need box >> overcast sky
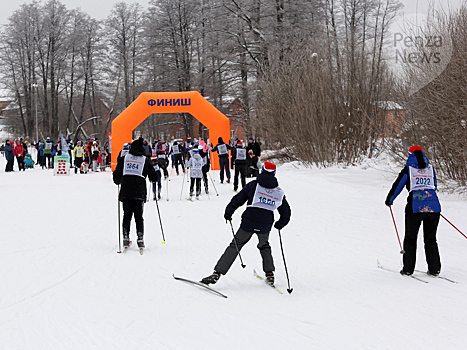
[0,0,465,27]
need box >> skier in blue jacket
[385,145,441,277]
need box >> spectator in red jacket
[13,140,25,171]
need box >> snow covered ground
[1,151,467,349]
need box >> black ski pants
[233,163,247,191]
[403,212,441,274]
[122,199,144,237]
[190,177,201,196]
[214,227,274,275]
[202,165,209,191]
[174,155,185,174]
[219,157,230,182]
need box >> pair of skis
[173,270,284,298]
[377,260,457,284]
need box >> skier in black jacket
[211,137,233,183]
[113,137,158,249]
[201,161,291,286]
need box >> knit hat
[198,145,204,151]
[261,161,276,175]
[409,145,423,154]
[237,141,243,147]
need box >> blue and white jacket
[385,150,441,214]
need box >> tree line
[2,0,467,185]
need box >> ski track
[1,153,467,349]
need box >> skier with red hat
[200,161,291,287]
[385,145,442,277]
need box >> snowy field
[1,151,467,349]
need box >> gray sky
[0,0,465,27]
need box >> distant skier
[170,140,185,175]
[233,141,248,192]
[199,145,210,194]
[385,145,442,277]
[151,155,169,200]
[211,137,233,184]
[113,137,159,250]
[201,161,291,286]
[186,146,204,200]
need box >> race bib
[250,184,285,211]
[173,145,180,154]
[236,148,246,160]
[153,164,160,171]
[76,148,84,156]
[218,144,228,155]
[409,165,435,191]
[123,154,145,177]
[158,154,166,159]
[193,159,203,170]
[45,142,52,150]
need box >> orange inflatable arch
[111,91,230,171]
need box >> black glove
[385,198,391,206]
[274,221,284,230]
[210,143,213,148]
[224,213,232,221]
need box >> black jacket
[113,141,158,201]
[246,140,261,157]
[211,138,233,159]
[225,172,291,234]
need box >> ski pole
[278,229,293,294]
[229,220,246,268]
[166,176,169,201]
[155,195,166,244]
[441,214,467,239]
[389,206,404,254]
[117,185,122,253]
[208,172,219,196]
[180,170,186,200]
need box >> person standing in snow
[211,137,233,184]
[43,137,54,168]
[13,140,25,171]
[246,137,261,158]
[199,144,210,194]
[113,137,159,249]
[170,140,185,175]
[73,141,85,174]
[186,146,204,200]
[385,145,442,277]
[233,141,248,192]
[151,155,168,200]
[4,140,14,172]
[201,161,291,286]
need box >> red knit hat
[409,145,423,153]
[237,141,243,147]
[261,161,277,175]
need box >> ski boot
[123,232,131,251]
[265,272,275,286]
[200,271,221,285]
[137,236,145,249]
[137,234,145,255]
